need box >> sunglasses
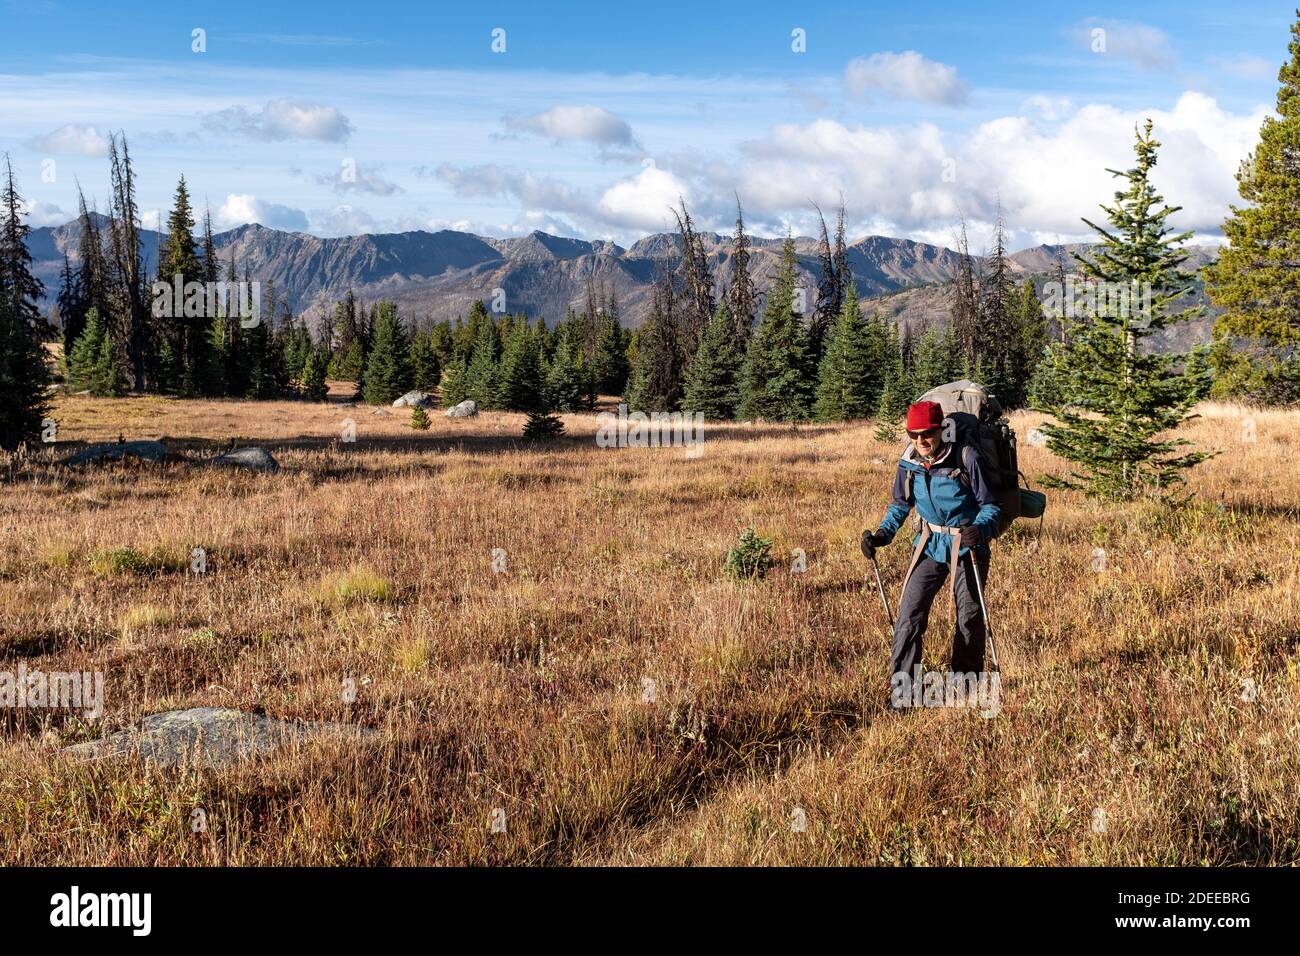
[907,427,942,440]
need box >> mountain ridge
[26,218,1222,345]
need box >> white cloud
[596,164,690,231]
[503,105,636,145]
[844,51,969,106]
[435,163,592,217]
[22,200,68,227]
[202,99,354,142]
[1072,20,1176,70]
[28,124,109,156]
[215,194,310,231]
[315,163,403,196]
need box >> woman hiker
[859,399,1002,709]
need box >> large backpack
[904,379,1039,538]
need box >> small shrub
[410,406,431,430]
[88,546,187,576]
[725,526,772,581]
[523,411,565,441]
[316,567,394,606]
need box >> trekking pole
[870,556,895,631]
[967,550,999,672]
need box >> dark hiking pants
[890,550,990,679]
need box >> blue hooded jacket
[876,441,1001,564]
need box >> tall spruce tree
[624,257,684,411]
[464,312,501,409]
[814,284,882,420]
[0,158,52,450]
[1203,11,1300,403]
[590,306,630,396]
[683,301,743,419]
[1041,120,1210,500]
[498,319,543,411]
[977,209,1023,404]
[56,251,85,360]
[75,190,111,329]
[105,134,149,390]
[1014,279,1048,406]
[810,201,847,369]
[951,221,980,370]
[728,196,757,346]
[301,345,330,401]
[362,302,413,404]
[157,175,209,395]
[873,321,910,440]
[410,328,442,393]
[736,236,814,421]
[672,200,715,362]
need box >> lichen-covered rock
[444,400,478,418]
[393,390,435,408]
[211,446,279,472]
[65,440,166,466]
[62,707,377,769]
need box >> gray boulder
[1026,428,1047,448]
[65,440,165,466]
[211,446,279,473]
[392,390,435,408]
[62,707,378,769]
[444,399,478,418]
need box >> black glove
[959,526,982,548]
[860,529,888,559]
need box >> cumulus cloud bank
[844,51,969,106]
[503,105,637,145]
[203,99,354,143]
[29,124,110,156]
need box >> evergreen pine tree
[624,259,683,411]
[157,175,209,395]
[1203,11,1300,402]
[1012,279,1048,408]
[728,196,757,346]
[409,328,442,393]
[362,302,413,405]
[0,294,52,449]
[591,309,630,396]
[301,346,330,401]
[736,236,814,421]
[93,329,128,397]
[873,321,910,441]
[545,337,588,412]
[683,301,743,419]
[498,319,543,411]
[464,313,501,408]
[56,251,85,362]
[68,307,107,392]
[814,284,881,420]
[105,135,150,390]
[441,355,469,407]
[0,158,52,450]
[1041,120,1211,500]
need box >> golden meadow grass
[0,392,1296,865]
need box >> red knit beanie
[905,401,944,432]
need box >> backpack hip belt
[900,522,966,609]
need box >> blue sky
[3,0,1296,250]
